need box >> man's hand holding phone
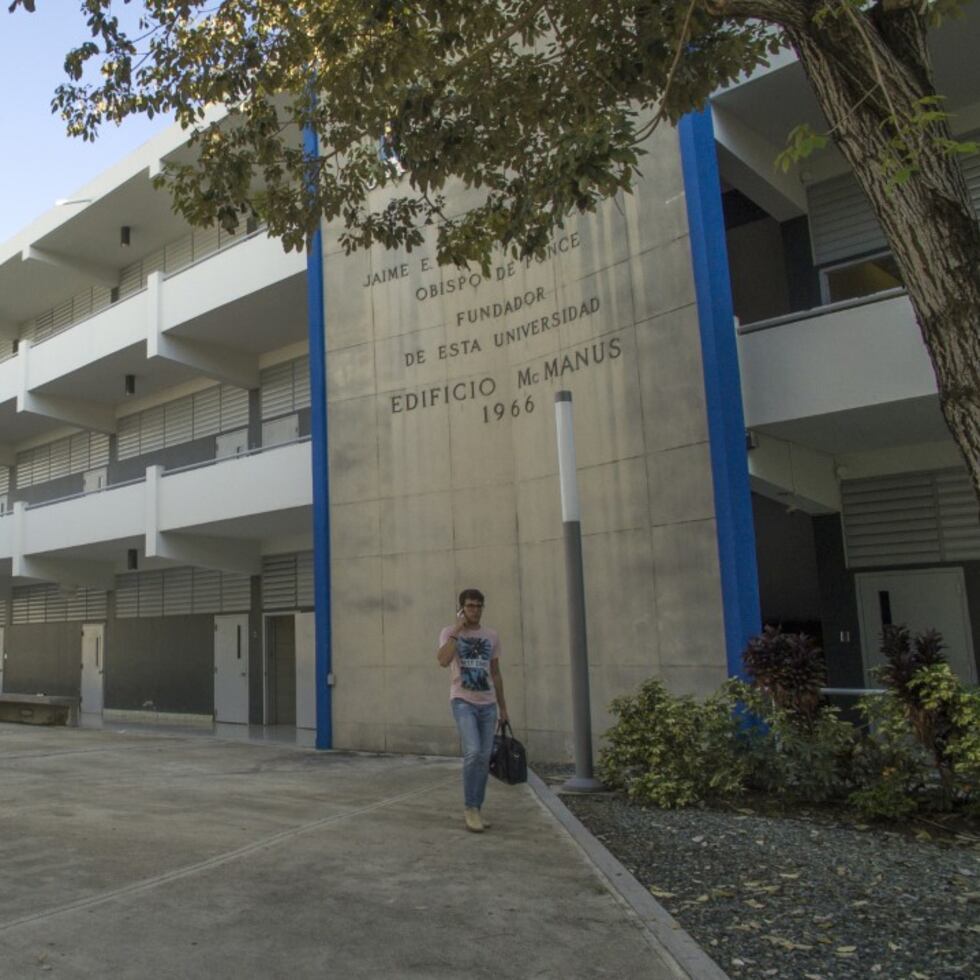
[450,608,466,636]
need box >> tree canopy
[10,0,980,502]
[10,1,782,264]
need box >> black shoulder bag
[489,720,528,785]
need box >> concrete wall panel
[322,125,729,757]
[635,305,710,452]
[651,519,725,668]
[3,623,81,698]
[106,615,213,714]
[331,500,381,560]
[331,555,384,668]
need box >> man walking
[437,588,508,833]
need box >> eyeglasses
[463,602,484,609]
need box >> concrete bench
[0,694,80,727]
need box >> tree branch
[707,0,811,31]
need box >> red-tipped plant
[742,626,827,726]
[876,625,956,800]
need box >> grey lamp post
[555,390,603,793]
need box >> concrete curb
[527,770,731,980]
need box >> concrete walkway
[0,724,699,979]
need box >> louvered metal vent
[138,571,165,617]
[10,584,108,623]
[221,574,252,612]
[808,173,889,267]
[192,569,222,613]
[115,567,248,618]
[165,398,194,448]
[261,553,315,610]
[220,385,250,431]
[163,568,194,616]
[294,357,311,410]
[808,133,980,267]
[193,387,221,439]
[115,574,139,618]
[936,469,980,560]
[262,554,298,608]
[841,468,980,568]
[15,432,111,488]
[116,384,249,461]
[260,363,294,420]
[297,553,315,607]
[260,357,310,420]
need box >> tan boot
[479,810,491,829]
[464,807,484,833]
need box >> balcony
[0,233,306,445]
[158,438,312,534]
[2,440,312,581]
[737,289,949,454]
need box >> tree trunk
[732,2,980,505]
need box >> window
[821,252,902,305]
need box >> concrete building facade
[717,10,980,694]
[2,9,977,751]
[0,111,752,757]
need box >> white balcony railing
[737,288,936,429]
[6,438,312,563]
[14,222,268,358]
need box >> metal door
[216,428,248,458]
[83,468,107,493]
[295,612,316,731]
[214,614,249,724]
[80,623,105,715]
[856,567,977,684]
[265,615,296,725]
[262,414,299,448]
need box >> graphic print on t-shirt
[457,635,492,692]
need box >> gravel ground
[543,777,980,979]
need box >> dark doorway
[266,615,296,725]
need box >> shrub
[742,626,826,725]
[849,690,931,820]
[598,678,746,808]
[598,627,980,820]
[735,680,857,804]
[875,627,957,804]
[850,659,980,817]
[909,663,980,812]
[878,625,947,700]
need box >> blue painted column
[678,107,761,679]
[304,120,333,748]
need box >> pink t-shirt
[439,625,500,705]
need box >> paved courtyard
[0,724,690,979]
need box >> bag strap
[498,719,513,737]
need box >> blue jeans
[451,698,498,809]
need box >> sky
[0,3,170,244]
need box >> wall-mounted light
[124,373,136,396]
[127,548,139,571]
[120,225,131,247]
